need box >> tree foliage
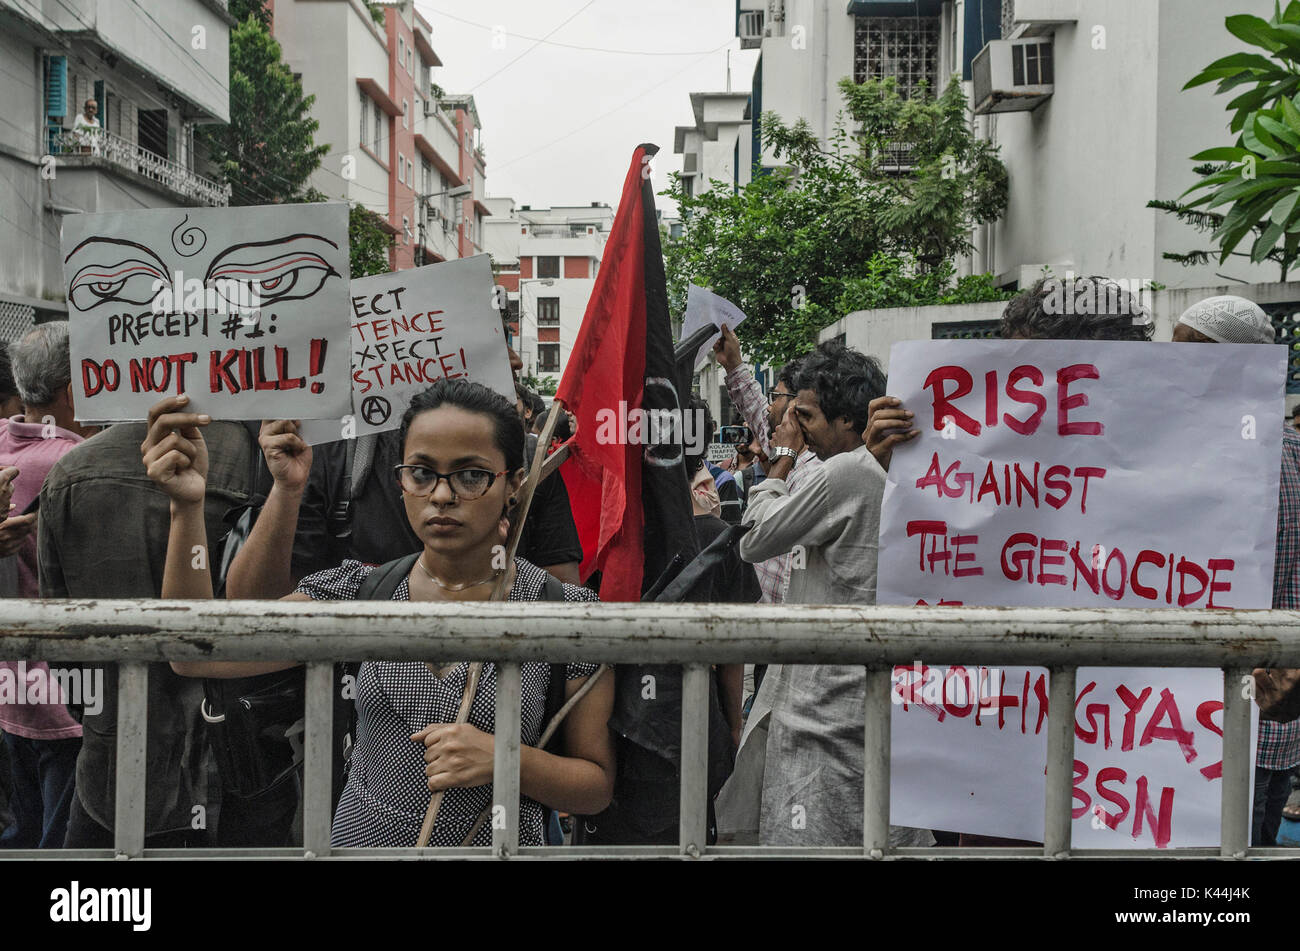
[1153,2,1300,280]
[664,76,1008,366]
[197,16,329,207]
[347,202,393,278]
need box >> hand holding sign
[140,394,211,505]
[259,419,312,492]
[864,395,918,472]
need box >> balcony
[50,128,230,206]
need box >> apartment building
[737,0,1280,289]
[0,0,232,338]
[482,200,614,384]
[270,0,489,270]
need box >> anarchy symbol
[361,395,391,426]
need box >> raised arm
[140,396,305,679]
[224,419,313,599]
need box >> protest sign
[61,203,351,421]
[680,285,748,371]
[301,255,515,444]
[879,339,1284,848]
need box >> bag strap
[356,551,419,601]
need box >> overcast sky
[414,0,759,216]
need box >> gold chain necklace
[416,555,502,592]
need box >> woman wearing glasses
[140,379,614,847]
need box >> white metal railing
[0,599,1296,860]
[50,129,231,206]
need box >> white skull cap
[1177,295,1275,345]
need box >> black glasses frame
[393,465,508,500]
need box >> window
[537,297,560,326]
[537,256,560,279]
[854,16,939,100]
[398,155,405,184]
[398,36,405,64]
[421,158,432,197]
[402,215,410,244]
[1013,41,1054,86]
[372,101,385,162]
[402,99,408,129]
[407,48,413,75]
[538,344,560,373]
[360,92,369,148]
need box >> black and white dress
[293,556,600,848]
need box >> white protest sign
[61,203,351,421]
[879,339,1283,848]
[706,442,735,463]
[301,255,515,444]
[681,284,748,371]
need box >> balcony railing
[50,128,231,207]
[0,600,1293,859]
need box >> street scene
[0,0,1298,932]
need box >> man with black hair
[712,324,821,602]
[724,340,933,848]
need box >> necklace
[416,555,503,591]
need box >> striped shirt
[724,365,822,603]
[1257,425,1300,770]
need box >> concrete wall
[43,0,230,122]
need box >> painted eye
[208,252,338,307]
[67,260,165,311]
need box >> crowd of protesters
[2,277,1300,851]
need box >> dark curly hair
[792,341,887,435]
[999,276,1154,342]
[399,378,525,474]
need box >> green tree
[198,16,329,207]
[1152,2,1300,280]
[227,0,270,27]
[664,76,1008,366]
[347,202,393,278]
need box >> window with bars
[537,297,560,326]
[538,343,561,372]
[537,256,560,279]
[854,16,940,100]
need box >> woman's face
[400,405,523,559]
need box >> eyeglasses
[767,392,795,406]
[394,465,507,500]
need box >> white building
[271,0,489,270]
[0,0,232,337]
[740,0,1281,289]
[482,201,614,385]
[673,91,754,199]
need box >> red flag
[555,145,697,602]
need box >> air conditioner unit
[972,39,1055,115]
[423,100,439,117]
[738,10,764,49]
[426,202,442,218]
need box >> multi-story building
[270,0,489,270]
[673,91,753,199]
[738,0,1280,289]
[0,0,232,338]
[482,200,613,384]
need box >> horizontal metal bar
[5,844,1293,860]
[2,600,1300,666]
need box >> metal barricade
[1,598,1296,859]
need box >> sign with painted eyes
[299,254,516,444]
[60,202,352,421]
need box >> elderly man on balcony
[72,99,101,153]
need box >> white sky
[414,0,760,217]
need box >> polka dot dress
[294,557,599,848]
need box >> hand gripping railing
[1,599,1297,860]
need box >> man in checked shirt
[712,324,822,608]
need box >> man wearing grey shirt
[726,340,931,848]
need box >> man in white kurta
[724,341,932,848]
